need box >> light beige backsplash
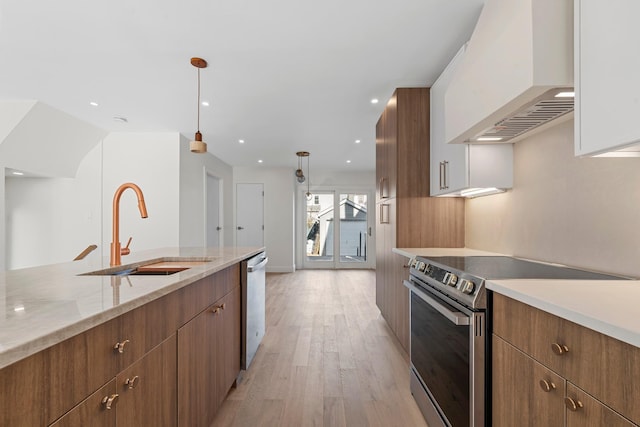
[465,119,640,278]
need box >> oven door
[404,279,485,427]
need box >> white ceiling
[0,0,483,172]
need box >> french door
[301,190,373,269]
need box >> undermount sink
[80,257,217,276]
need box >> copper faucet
[110,183,148,266]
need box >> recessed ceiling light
[355,140,361,144]
[371,98,379,104]
[89,101,98,107]
[258,159,263,163]
[555,91,575,98]
[201,101,210,107]
[113,117,128,123]
[12,171,24,176]
[346,160,352,164]
[239,139,245,144]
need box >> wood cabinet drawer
[45,316,121,424]
[493,293,640,425]
[566,383,637,427]
[176,264,240,325]
[492,335,565,427]
[49,380,117,427]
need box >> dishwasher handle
[247,256,268,272]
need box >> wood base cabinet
[178,285,241,427]
[50,335,176,427]
[492,293,639,426]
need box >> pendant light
[295,151,308,183]
[295,151,312,199]
[190,57,208,153]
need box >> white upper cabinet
[431,44,513,197]
[445,0,573,145]
[575,0,640,157]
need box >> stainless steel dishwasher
[241,251,268,370]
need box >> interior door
[236,183,264,247]
[206,174,222,247]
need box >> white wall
[466,119,640,278]
[4,131,235,270]
[179,134,234,247]
[233,167,295,272]
[102,132,181,254]
[4,143,103,269]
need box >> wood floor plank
[211,270,427,427]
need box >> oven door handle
[403,280,470,326]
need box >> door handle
[216,226,222,231]
[237,226,244,230]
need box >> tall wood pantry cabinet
[375,88,465,352]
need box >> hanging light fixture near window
[190,57,208,154]
[295,151,312,199]
[295,151,308,183]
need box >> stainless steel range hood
[445,0,574,145]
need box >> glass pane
[338,193,368,263]
[306,193,334,262]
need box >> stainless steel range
[404,255,628,427]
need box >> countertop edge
[0,247,264,369]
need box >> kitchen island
[0,246,263,426]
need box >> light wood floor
[212,269,428,427]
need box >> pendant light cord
[197,68,201,132]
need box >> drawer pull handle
[114,339,130,354]
[564,397,584,412]
[551,343,569,356]
[125,375,139,389]
[210,303,226,314]
[101,394,119,410]
[539,379,556,392]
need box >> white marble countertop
[393,247,506,258]
[0,246,264,369]
[487,279,640,348]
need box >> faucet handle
[121,237,132,256]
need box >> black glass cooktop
[421,256,629,281]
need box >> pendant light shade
[190,57,208,154]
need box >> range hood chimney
[445,0,573,145]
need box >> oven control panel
[409,258,482,307]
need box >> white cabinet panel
[575,0,640,156]
[431,44,513,197]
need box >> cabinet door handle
[380,177,388,199]
[443,160,449,189]
[439,162,444,190]
[551,343,569,356]
[113,339,130,354]
[564,397,584,412]
[101,394,119,410]
[539,379,556,392]
[379,204,390,224]
[125,375,140,389]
